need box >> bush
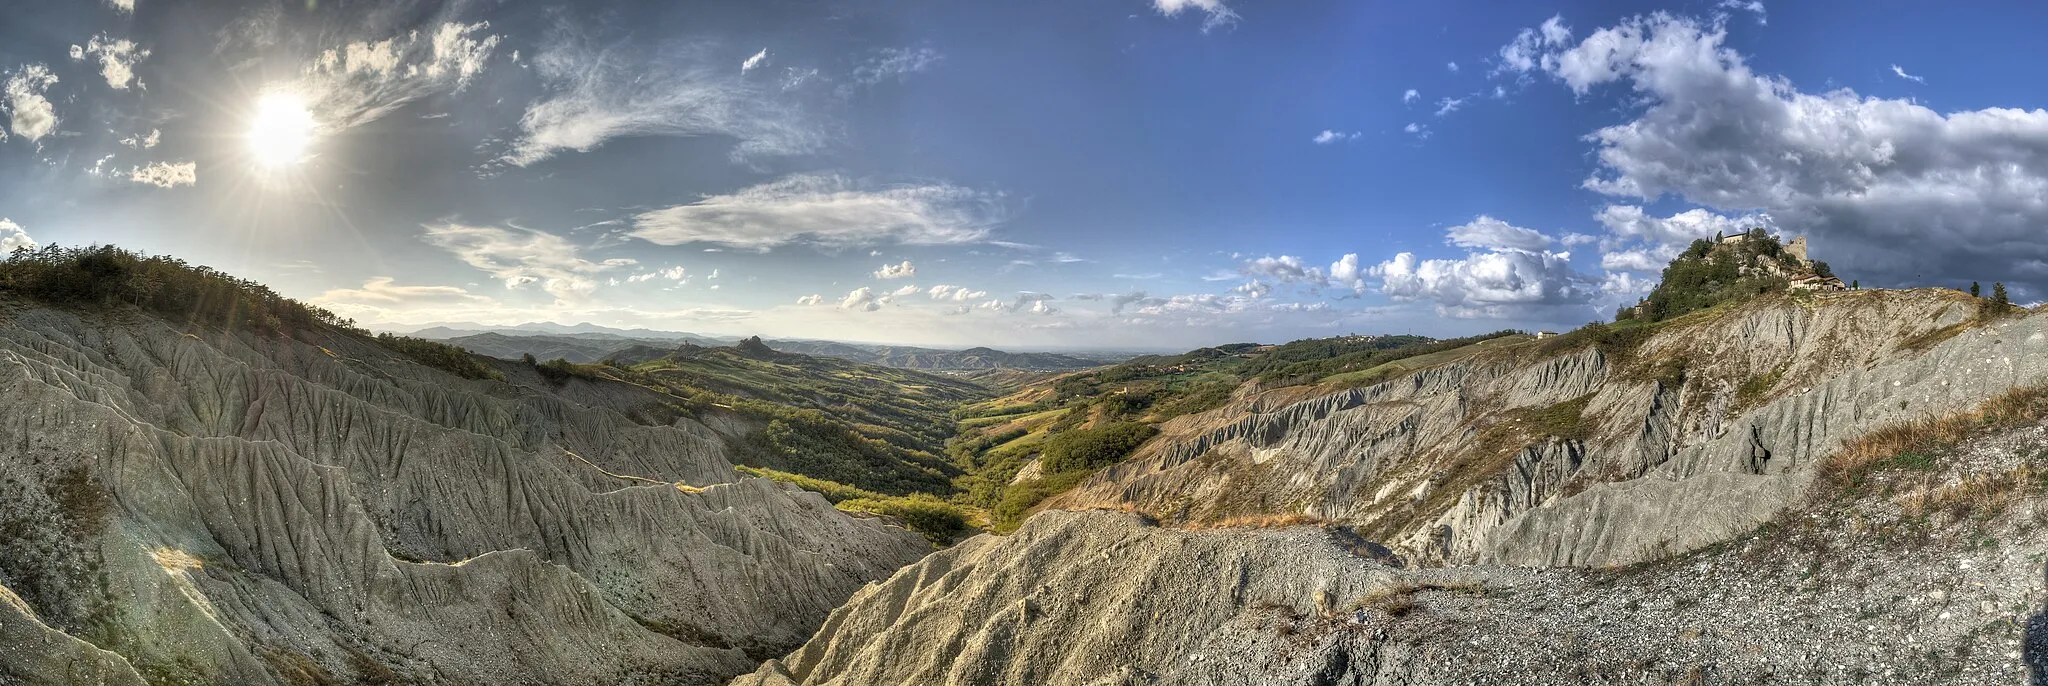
[1038,422,1159,473]
[374,333,500,381]
[0,245,348,336]
[837,493,971,545]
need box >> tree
[1993,282,2010,308]
[1851,280,1859,290]
[1970,281,1981,297]
[521,353,538,366]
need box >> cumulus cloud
[300,21,502,132]
[0,218,34,253]
[1312,129,1359,144]
[741,48,769,74]
[1444,216,1553,252]
[4,64,60,142]
[892,284,921,297]
[796,294,823,306]
[839,287,880,311]
[500,30,816,166]
[1402,89,1419,104]
[1434,97,1466,117]
[1153,0,1238,32]
[1403,122,1429,138]
[631,174,1005,249]
[1447,61,1460,73]
[127,161,196,188]
[929,284,987,302]
[1510,12,2048,293]
[1495,14,1570,75]
[315,277,489,306]
[422,223,629,302]
[1370,248,1596,318]
[873,260,916,279]
[73,34,151,90]
[1329,253,1365,293]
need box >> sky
[3,0,2047,351]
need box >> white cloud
[74,34,151,90]
[1446,61,1459,73]
[852,47,942,86]
[1434,97,1466,117]
[1444,216,1553,252]
[929,284,988,302]
[874,260,916,279]
[1329,254,1365,293]
[1403,122,1429,138]
[627,266,688,283]
[1889,64,1925,84]
[631,173,1005,249]
[107,0,134,13]
[300,22,503,131]
[1402,89,1419,104]
[1152,0,1238,32]
[315,277,488,306]
[1716,0,1767,24]
[796,294,824,306]
[1232,280,1272,299]
[892,284,922,297]
[1539,15,1574,45]
[422,223,627,302]
[1241,255,1327,286]
[1494,15,1570,76]
[1312,129,1359,144]
[839,287,881,311]
[500,32,816,166]
[1516,12,2048,292]
[1370,247,1595,318]
[4,64,60,142]
[127,161,196,188]
[741,48,769,74]
[1029,300,1058,315]
[0,218,34,253]
[120,128,159,149]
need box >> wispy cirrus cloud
[630,173,1005,250]
[502,30,821,167]
[422,223,633,302]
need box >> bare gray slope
[741,487,2048,686]
[1055,291,2048,568]
[0,303,929,685]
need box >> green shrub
[374,333,501,381]
[0,244,348,336]
[1037,422,1159,473]
[837,493,971,545]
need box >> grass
[737,465,978,545]
[1819,385,2048,496]
[1900,321,1975,352]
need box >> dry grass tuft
[1822,386,2048,492]
[1180,513,1328,531]
[1351,579,1491,618]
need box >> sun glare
[247,92,316,168]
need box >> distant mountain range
[407,324,1116,372]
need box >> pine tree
[1851,280,1859,290]
[1970,281,1981,297]
[1992,282,2010,308]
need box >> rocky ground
[739,420,2048,685]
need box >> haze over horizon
[4,0,2047,349]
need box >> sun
[246,92,316,168]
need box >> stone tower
[1787,235,1809,263]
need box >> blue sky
[3,0,2046,350]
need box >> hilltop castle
[1713,229,1840,291]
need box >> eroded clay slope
[0,304,929,685]
[1051,290,2048,566]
